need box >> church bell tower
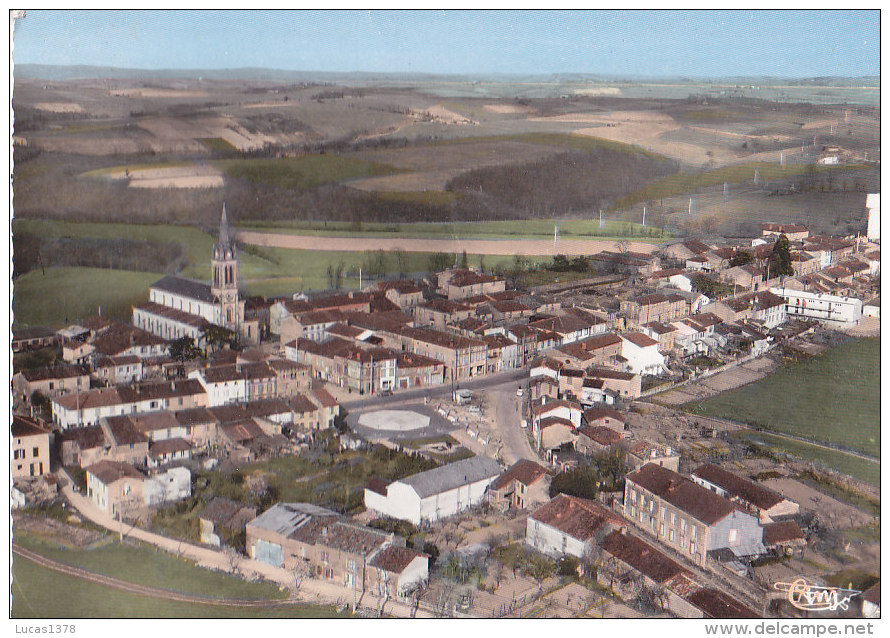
[211,203,241,331]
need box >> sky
[11,9,881,78]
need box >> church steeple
[218,202,230,249]
[211,202,241,331]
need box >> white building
[863,298,880,319]
[363,456,502,525]
[189,367,249,407]
[668,273,695,292]
[526,494,623,559]
[866,193,880,241]
[771,287,863,326]
[619,332,666,375]
[143,466,192,506]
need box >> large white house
[364,456,502,525]
[771,287,863,326]
[619,332,666,375]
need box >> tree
[615,240,630,254]
[570,255,590,272]
[549,465,600,500]
[768,233,795,278]
[168,336,201,363]
[729,250,754,267]
[557,555,580,577]
[428,252,453,273]
[592,447,628,491]
[201,324,235,354]
[550,254,571,272]
[459,250,469,269]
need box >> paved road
[490,385,538,465]
[341,368,527,411]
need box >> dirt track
[236,230,660,257]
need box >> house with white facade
[770,287,863,327]
[363,456,502,525]
[189,366,249,407]
[619,332,666,375]
[526,494,623,559]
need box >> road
[341,368,527,411]
[489,384,538,465]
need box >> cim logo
[774,579,861,612]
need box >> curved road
[237,230,660,257]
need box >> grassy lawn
[732,431,879,487]
[11,553,350,618]
[12,267,159,328]
[688,337,880,457]
[214,155,401,190]
[612,162,872,211]
[13,531,286,601]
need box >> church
[133,205,260,345]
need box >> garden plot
[34,102,84,113]
[98,164,224,189]
[758,478,875,529]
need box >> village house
[413,298,473,328]
[721,265,764,292]
[534,416,577,459]
[437,268,506,300]
[12,364,91,404]
[640,321,679,354]
[189,365,249,406]
[770,287,863,326]
[529,313,602,344]
[12,415,52,479]
[12,326,58,353]
[582,406,627,434]
[393,327,487,382]
[363,456,502,525]
[663,239,712,262]
[270,292,371,337]
[760,223,809,241]
[624,464,764,567]
[704,290,786,329]
[586,367,641,400]
[620,293,687,327]
[575,425,623,456]
[488,459,553,511]
[85,460,191,516]
[619,332,666,376]
[377,279,425,309]
[626,441,680,472]
[93,355,144,386]
[368,546,430,600]
[199,496,257,547]
[393,351,446,390]
[247,502,426,596]
[761,520,806,554]
[99,415,151,465]
[691,464,799,523]
[51,379,208,428]
[148,437,193,468]
[556,367,585,401]
[58,425,107,468]
[526,494,623,559]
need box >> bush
[369,517,418,539]
[549,465,600,500]
[558,556,580,577]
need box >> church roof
[151,275,216,304]
[219,204,230,249]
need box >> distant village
[11,194,881,619]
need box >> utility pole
[599,209,603,229]
[688,198,693,216]
[642,206,646,227]
[723,182,728,199]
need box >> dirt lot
[100,164,225,189]
[13,512,106,548]
[655,355,779,406]
[236,229,660,257]
[759,478,875,529]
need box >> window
[691,526,697,539]
[630,505,637,518]
[681,519,687,532]
[669,530,675,542]
[660,523,665,536]
[690,541,696,556]
[32,447,39,457]
[728,529,738,544]
[14,449,24,460]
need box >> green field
[13,267,158,328]
[434,131,669,161]
[215,155,401,189]
[11,552,349,618]
[13,531,286,600]
[611,162,872,211]
[689,337,880,458]
[733,431,879,487]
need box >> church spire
[219,202,230,249]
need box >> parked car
[516,387,524,397]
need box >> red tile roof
[531,494,622,541]
[86,460,144,484]
[627,463,737,525]
[692,464,785,510]
[622,332,658,348]
[370,546,426,573]
[491,459,552,490]
[762,520,805,546]
[601,530,691,584]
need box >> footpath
[54,472,434,618]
